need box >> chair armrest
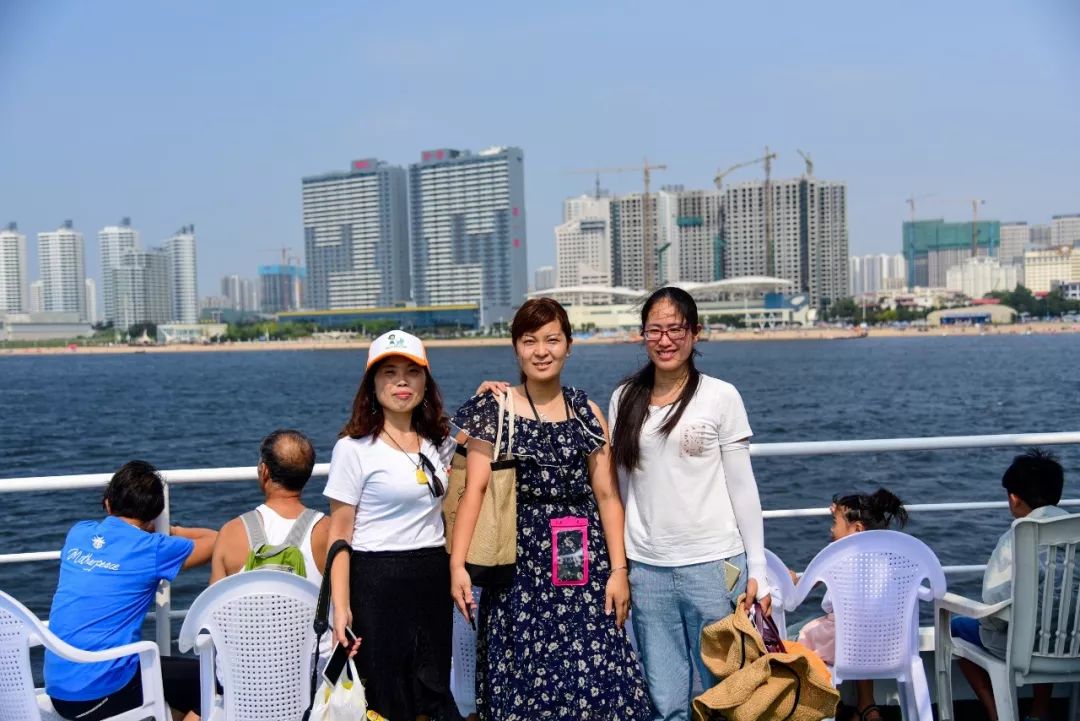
[48,637,162,665]
[935,592,1011,621]
[194,633,213,652]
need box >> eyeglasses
[643,325,690,342]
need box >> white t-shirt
[610,374,754,567]
[323,434,457,552]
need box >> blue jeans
[629,554,747,721]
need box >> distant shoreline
[2,322,1077,357]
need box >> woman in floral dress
[450,298,652,721]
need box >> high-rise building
[534,266,555,292]
[610,193,657,290]
[409,147,527,326]
[1023,246,1080,293]
[111,248,172,329]
[302,159,409,310]
[656,186,723,284]
[0,222,29,313]
[722,178,849,308]
[85,278,98,324]
[1051,214,1080,247]
[945,257,1018,299]
[98,218,139,323]
[999,222,1030,267]
[38,221,87,319]
[849,257,862,296]
[29,281,43,313]
[259,265,304,313]
[1030,224,1052,247]
[221,274,258,312]
[556,195,612,289]
[166,226,198,323]
[902,219,1000,288]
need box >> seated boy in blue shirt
[951,448,1066,721]
[45,460,217,721]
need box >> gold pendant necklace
[383,430,428,484]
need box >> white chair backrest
[1009,513,1080,676]
[178,571,319,721]
[791,530,946,680]
[764,548,796,639]
[0,592,46,721]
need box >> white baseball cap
[366,330,428,370]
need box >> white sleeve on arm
[722,440,770,599]
[324,438,364,506]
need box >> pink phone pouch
[551,516,589,586]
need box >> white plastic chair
[450,588,481,719]
[935,514,1080,721]
[765,548,797,639]
[0,589,168,721]
[785,530,947,721]
[178,570,319,721]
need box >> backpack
[240,507,321,578]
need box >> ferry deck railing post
[154,481,172,655]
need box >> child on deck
[794,488,909,721]
[950,449,1067,721]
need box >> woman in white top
[325,330,457,721]
[608,287,770,721]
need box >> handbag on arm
[443,391,518,587]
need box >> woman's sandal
[859,704,885,721]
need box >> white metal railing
[2,430,1078,654]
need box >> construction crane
[929,197,988,257]
[713,147,778,275]
[967,199,986,258]
[261,247,294,266]
[904,193,936,225]
[797,149,813,177]
[570,160,668,289]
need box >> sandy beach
[2,322,1077,357]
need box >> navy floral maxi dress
[454,388,653,721]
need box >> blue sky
[2,0,1078,297]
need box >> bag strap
[282,508,320,551]
[504,389,516,459]
[240,509,267,550]
[493,391,506,459]
[303,539,353,720]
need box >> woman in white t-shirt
[325,330,457,721]
[608,287,770,721]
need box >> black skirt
[349,545,452,720]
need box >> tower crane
[261,247,294,266]
[929,197,988,257]
[569,160,668,289]
[967,199,986,258]
[713,147,779,276]
[797,149,813,177]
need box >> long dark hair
[339,358,450,444]
[833,488,909,530]
[612,287,702,472]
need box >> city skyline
[2,1,1078,299]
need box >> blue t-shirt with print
[44,516,194,701]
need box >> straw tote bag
[443,391,518,587]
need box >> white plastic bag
[310,659,368,721]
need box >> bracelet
[611,566,628,574]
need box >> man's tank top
[249,504,330,660]
[250,504,324,586]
